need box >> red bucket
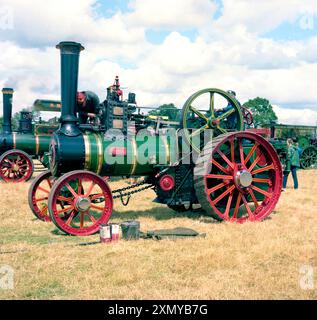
[111,224,120,242]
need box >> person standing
[283,138,300,189]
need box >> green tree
[243,97,278,127]
[149,103,179,121]
[0,116,3,127]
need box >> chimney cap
[56,41,84,52]
[2,88,14,94]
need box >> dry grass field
[0,169,316,300]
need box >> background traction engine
[0,89,59,182]
[28,41,283,235]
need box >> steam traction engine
[270,123,317,170]
[28,41,283,235]
[0,89,59,182]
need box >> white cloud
[126,0,217,30]
[0,0,145,46]
[274,105,317,125]
[0,0,317,126]
[297,36,317,63]
[208,0,317,36]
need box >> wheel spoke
[90,204,104,212]
[230,139,235,163]
[212,185,235,205]
[57,196,73,203]
[216,126,228,134]
[248,154,261,172]
[189,125,208,138]
[56,206,74,215]
[85,182,96,197]
[251,163,274,175]
[239,139,245,164]
[252,178,270,184]
[217,108,235,121]
[207,182,227,194]
[224,192,233,218]
[216,149,234,169]
[35,196,48,202]
[80,212,85,229]
[77,179,82,196]
[86,211,97,223]
[241,195,255,220]
[206,174,233,180]
[39,205,48,215]
[232,192,242,218]
[190,105,208,122]
[37,186,50,194]
[90,193,104,201]
[248,188,259,207]
[250,185,272,198]
[244,142,259,164]
[3,158,13,165]
[211,159,229,174]
[65,211,76,226]
[210,92,215,117]
[46,178,52,188]
[65,183,78,198]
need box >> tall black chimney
[56,41,84,136]
[2,88,14,134]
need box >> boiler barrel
[50,131,179,177]
[4,133,51,156]
[86,133,179,176]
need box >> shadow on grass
[110,206,211,222]
[49,204,276,239]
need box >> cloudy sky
[0,0,317,125]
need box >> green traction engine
[270,124,317,170]
[28,41,283,236]
[0,89,60,182]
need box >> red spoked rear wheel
[194,132,282,223]
[28,170,53,222]
[48,170,113,236]
[0,150,34,183]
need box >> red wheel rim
[28,171,53,222]
[204,132,282,223]
[48,171,113,236]
[0,151,33,183]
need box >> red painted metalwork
[203,132,282,223]
[245,128,271,138]
[48,170,113,236]
[108,147,127,156]
[159,174,175,191]
[0,150,33,183]
[28,171,53,222]
[241,106,254,126]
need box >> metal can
[111,224,120,242]
[100,224,111,243]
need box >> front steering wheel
[181,88,243,152]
